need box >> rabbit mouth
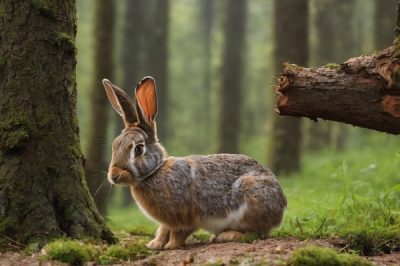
[108,167,134,185]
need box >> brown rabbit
[103,77,287,250]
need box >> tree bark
[85,0,115,215]
[0,0,116,246]
[275,46,400,134]
[217,0,247,154]
[268,0,308,175]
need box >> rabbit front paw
[146,239,165,250]
[163,241,182,250]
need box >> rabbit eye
[134,144,144,156]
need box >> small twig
[0,232,24,247]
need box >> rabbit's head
[103,77,166,186]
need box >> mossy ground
[288,246,372,266]
[41,233,153,265]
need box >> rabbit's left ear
[135,76,158,125]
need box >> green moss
[55,32,75,53]
[341,227,400,255]
[191,230,212,243]
[286,63,303,71]
[31,0,57,21]
[0,57,6,70]
[240,232,259,243]
[288,246,372,266]
[203,259,225,266]
[128,225,155,237]
[325,63,341,70]
[42,239,99,266]
[0,114,30,152]
[394,38,400,58]
[97,243,150,264]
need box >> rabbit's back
[132,154,286,234]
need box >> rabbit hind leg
[164,228,194,249]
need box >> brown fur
[103,77,287,250]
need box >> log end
[382,95,400,118]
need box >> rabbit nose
[111,173,120,183]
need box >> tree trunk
[268,0,308,175]
[120,0,148,207]
[375,0,398,50]
[307,0,336,151]
[147,0,170,141]
[201,0,213,125]
[85,0,115,215]
[0,0,116,246]
[275,1,400,135]
[275,46,400,134]
[217,0,247,154]
[333,0,358,151]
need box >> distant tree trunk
[307,0,335,151]
[268,0,308,174]
[0,0,115,245]
[375,0,398,50]
[120,0,148,207]
[217,0,247,154]
[333,0,358,151]
[201,0,213,125]
[147,0,170,141]
[85,0,115,215]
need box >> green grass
[275,144,400,243]
[106,140,400,255]
[288,246,372,266]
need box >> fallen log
[275,46,400,134]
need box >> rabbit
[102,76,287,250]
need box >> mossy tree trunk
[217,0,247,154]
[85,0,115,215]
[0,0,116,246]
[275,0,400,135]
[268,0,308,175]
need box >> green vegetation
[288,246,372,266]
[98,243,150,264]
[42,239,99,265]
[325,63,341,70]
[0,114,30,152]
[42,237,152,265]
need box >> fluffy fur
[102,77,287,250]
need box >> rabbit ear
[135,76,158,125]
[102,79,138,127]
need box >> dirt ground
[0,238,399,266]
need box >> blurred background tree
[268,0,308,175]
[85,0,115,215]
[75,0,399,213]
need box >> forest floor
[0,237,400,265]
